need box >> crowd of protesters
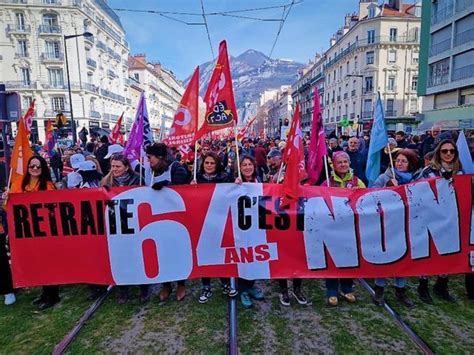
[0,126,473,311]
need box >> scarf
[113,172,131,186]
[394,169,413,184]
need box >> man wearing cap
[347,137,367,185]
[266,149,284,183]
[146,142,189,301]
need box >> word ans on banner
[7,176,474,287]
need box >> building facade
[267,86,293,138]
[0,0,132,142]
[128,54,184,140]
[418,0,474,130]
[323,0,422,132]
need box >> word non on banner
[7,176,474,287]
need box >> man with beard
[146,142,189,301]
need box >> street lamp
[346,74,364,134]
[63,31,93,144]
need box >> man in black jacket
[146,142,189,302]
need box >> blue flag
[456,130,474,173]
[366,93,388,186]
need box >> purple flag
[123,93,146,162]
[307,87,328,184]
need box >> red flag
[281,105,305,207]
[10,100,35,192]
[165,66,199,147]
[196,40,238,140]
[307,87,328,184]
[109,113,125,145]
[237,116,257,141]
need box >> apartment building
[418,0,474,130]
[0,0,132,142]
[323,0,421,132]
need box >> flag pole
[139,149,143,186]
[193,143,198,182]
[387,143,396,177]
[234,123,242,180]
[324,155,330,187]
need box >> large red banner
[7,176,474,287]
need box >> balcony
[343,93,348,100]
[456,0,474,12]
[362,111,372,119]
[83,82,99,93]
[126,98,132,105]
[84,35,95,44]
[96,41,106,51]
[351,89,356,97]
[42,81,80,90]
[14,52,29,59]
[4,81,34,89]
[454,28,474,47]
[452,64,474,82]
[90,111,101,118]
[364,87,373,94]
[107,69,116,79]
[41,52,64,62]
[86,58,97,69]
[38,25,62,34]
[385,110,397,117]
[350,113,355,120]
[41,0,62,5]
[431,6,453,26]
[6,24,31,34]
[429,39,451,56]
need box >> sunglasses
[395,159,408,164]
[440,149,456,154]
[28,164,42,169]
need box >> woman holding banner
[101,153,150,304]
[234,155,265,308]
[417,139,465,304]
[191,151,238,303]
[321,151,365,307]
[21,155,60,310]
[372,149,420,308]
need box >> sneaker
[340,292,356,303]
[279,290,291,306]
[199,287,212,304]
[328,296,338,306]
[222,284,238,297]
[292,287,308,305]
[38,298,60,310]
[417,279,434,305]
[395,287,414,308]
[433,277,456,303]
[247,286,264,301]
[240,292,253,308]
[4,293,16,306]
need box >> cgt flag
[109,113,125,145]
[165,66,199,147]
[307,87,327,184]
[281,104,305,207]
[196,40,238,140]
[10,100,35,192]
[237,116,257,141]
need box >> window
[18,40,28,57]
[411,75,418,91]
[368,6,376,18]
[386,99,395,115]
[15,13,26,30]
[22,96,32,109]
[346,61,350,73]
[367,30,376,44]
[134,73,139,81]
[389,28,398,42]
[48,68,64,87]
[45,41,61,58]
[388,50,397,64]
[412,51,419,64]
[338,66,342,79]
[20,68,30,85]
[43,14,58,27]
[364,76,373,93]
[363,99,372,117]
[51,97,65,111]
[354,56,358,70]
[387,75,396,91]
[410,98,418,113]
[366,51,375,65]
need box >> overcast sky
[110,0,362,80]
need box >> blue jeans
[326,278,353,297]
[375,277,406,288]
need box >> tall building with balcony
[292,53,325,133]
[323,0,421,133]
[418,0,474,130]
[128,54,184,140]
[267,86,293,138]
[0,0,131,142]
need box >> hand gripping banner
[7,176,474,287]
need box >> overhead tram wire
[268,0,296,60]
[200,0,214,60]
[159,13,205,26]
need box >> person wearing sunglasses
[372,149,421,308]
[191,151,237,303]
[417,139,464,304]
[21,156,59,310]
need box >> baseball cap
[66,172,83,188]
[70,154,85,169]
[104,144,124,159]
[77,160,97,172]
